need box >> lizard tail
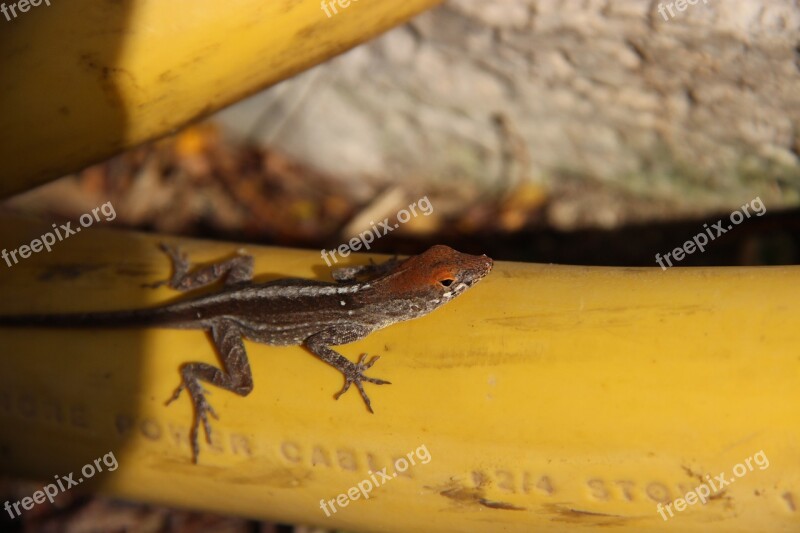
[0,306,186,329]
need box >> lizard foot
[142,243,189,288]
[165,382,185,405]
[333,353,391,413]
[166,381,218,463]
[190,388,219,460]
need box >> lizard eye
[439,278,454,287]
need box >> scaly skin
[0,244,493,462]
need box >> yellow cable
[0,0,442,197]
[0,216,797,531]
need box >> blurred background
[4,0,800,267]
[1,0,799,530]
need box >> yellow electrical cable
[0,216,797,531]
[0,0,442,197]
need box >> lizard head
[369,245,493,315]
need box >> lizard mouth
[444,255,493,299]
[470,255,494,284]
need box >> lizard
[0,243,493,462]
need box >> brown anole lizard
[0,244,493,462]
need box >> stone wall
[216,0,800,221]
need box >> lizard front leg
[167,319,254,463]
[331,256,403,282]
[148,243,254,291]
[304,325,391,413]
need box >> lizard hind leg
[165,320,254,463]
[147,243,254,291]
